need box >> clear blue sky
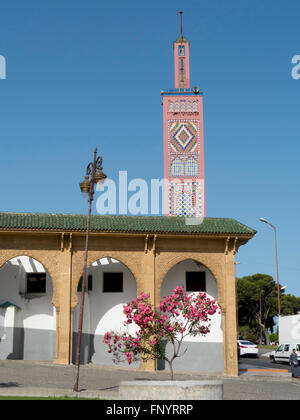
[0,1,299,296]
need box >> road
[240,355,289,371]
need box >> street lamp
[73,148,107,393]
[259,218,281,318]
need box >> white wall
[0,256,56,360]
[0,257,55,330]
[279,315,300,344]
[74,258,138,336]
[73,257,138,365]
[160,259,223,343]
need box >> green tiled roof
[0,212,256,236]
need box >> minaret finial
[179,11,183,39]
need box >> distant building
[279,314,300,344]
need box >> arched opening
[0,256,56,361]
[160,258,223,373]
[185,157,198,177]
[72,257,138,367]
[171,158,184,177]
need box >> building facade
[0,213,255,376]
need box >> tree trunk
[167,361,174,381]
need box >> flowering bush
[103,286,221,380]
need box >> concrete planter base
[119,380,223,400]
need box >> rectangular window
[186,272,206,292]
[178,45,185,56]
[103,272,123,293]
[26,273,46,294]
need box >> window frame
[103,272,124,293]
[26,272,47,294]
[185,271,206,293]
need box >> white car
[270,343,300,364]
[238,340,259,357]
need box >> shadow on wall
[72,258,138,366]
[0,257,56,361]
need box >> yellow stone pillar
[139,237,157,372]
[54,236,72,365]
[223,251,238,376]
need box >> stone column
[139,237,156,372]
[54,236,72,365]
[223,251,238,376]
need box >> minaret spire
[179,11,183,40]
[174,11,190,90]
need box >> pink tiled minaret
[162,12,205,217]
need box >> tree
[237,274,300,344]
[237,274,280,344]
[103,286,220,380]
[280,294,300,316]
[268,332,278,344]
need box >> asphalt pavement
[0,358,300,400]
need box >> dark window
[27,273,46,294]
[103,272,123,293]
[186,272,206,292]
[77,275,93,292]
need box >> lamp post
[73,148,107,393]
[259,218,281,318]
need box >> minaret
[174,11,190,90]
[162,12,205,217]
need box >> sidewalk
[238,362,290,377]
[0,360,299,400]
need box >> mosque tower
[162,12,205,217]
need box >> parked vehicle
[270,343,300,364]
[237,340,259,357]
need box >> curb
[239,369,289,373]
[0,387,118,400]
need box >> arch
[175,102,180,112]
[186,101,192,112]
[72,255,139,367]
[71,252,142,309]
[171,158,184,177]
[156,254,224,307]
[0,254,57,361]
[193,101,198,112]
[0,252,59,308]
[185,157,198,177]
[157,257,224,373]
[168,102,174,112]
[180,102,185,112]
